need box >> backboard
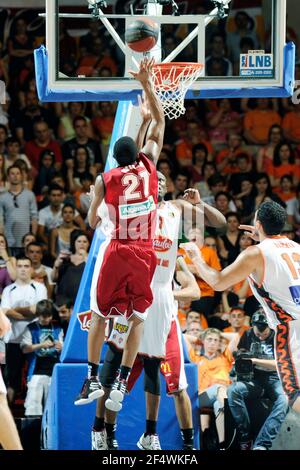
[35,0,295,101]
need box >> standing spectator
[25,242,54,298]
[21,299,63,417]
[0,165,38,256]
[24,120,63,170]
[62,116,102,172]
[244,99,281,146]
[1,256,47,404]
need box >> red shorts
[128,318,188,394]
[95,240,157,319]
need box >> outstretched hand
[129,57,155,85]
[179,242,203,263]
[183,188,201,205]
[239,225,260,242]
[138,92,151,121]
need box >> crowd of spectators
[0,5,299,447]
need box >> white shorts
[24,375,51,416]
[0,368,6,395]
[138,283,175,359]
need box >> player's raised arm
[130,58,165,165]
[135,93,151,150]
[88,176,104,229]
[183,188,227,228]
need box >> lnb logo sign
[240,51,273,77]
[0,80,6,104]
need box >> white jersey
[108,201,181,357]
[248,236,300,330]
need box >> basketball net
[151,62,204,120]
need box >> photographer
[227,309,288,450]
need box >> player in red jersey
[75,58,165,406]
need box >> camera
[232,350,254,382]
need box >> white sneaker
[91,430,108,450]
[253,446,267,450]
[105,397,122,412]
[137,433,161,450]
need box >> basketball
[125,18,159,53]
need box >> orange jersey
[189,347,233,393]
[178,246,221,297]
[282,111,300,141]
[244,109,281,142]
[223,325,250,337]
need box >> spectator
[244,99,281,146]
[282,102,300,144]
[157,159,175,196]
[269,142,298,188]
[245,173,285,223]
[54,295,73,335]
[215,192,237,218]
[193,162,217,200]
[1,255,47,404]
[273,175,296,204]
[256,124,283,173]
[227,309,288,450]
[58,102,93,142]
[186,310,208,332]
[223,308,250,336]
[0,165,38,256]
[49,204,77,260]
[0,234,16,297]
[7,18,34,93]
[215,133,249,176]
[62,116,102,172]
[228,153,255,195]
[217,212,241,266]
[4,136,32,173]
[167,170,190,200]
[73,173,95,221]
[189,143,209,185]
[66,146,96,194]
[21,299,63,417]
[33,150,57,197]
[25,242,54,298]
[91,101,115,159]
[37,184,85,247]
[227,11,260,64]
[207,99,242,150]
[175,121,211,167]
[24,120,63,170]
[22,232,36,252]
[52,230,89,305]
[205,33,233,77]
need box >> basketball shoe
[74,377,104,405]
[92,430,107,450]
[105,376,127,412]
[137,433,161,450]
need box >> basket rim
[153,62,204,70]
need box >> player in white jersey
[0,309,23,450]
[181,200,300,413]
[91,176,226,450]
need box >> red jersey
[102,153,158,244]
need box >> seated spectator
[185,328,238,449]
[189,143,209,185]
[52,230,90,305]
[4,136,32,173]
[179,227,221,318]
[58,102,93,142]
[62,116,103,172]
[166,170,190,200]
[66,146,96,194]
[256,124,283,173]
[223,308,250,336]
[193,162,217,200]
[269,142,298,189]
[244,98,281,146]
[186,310,208,331]
[207,99,242,150]
[217,212,241,266]
[228,153,255,195]
[245,173,285,223]
[282,102,300,145]
[157,159,175,196]
[0,234,16,296]
[21,299,63,417]
[37,184,85,247]
[273,174,296,204]
[175,121,212,167]
[24,120,63,170]
[205,33,233,77]
[1,255,47,404]
[49,204,77,260]
[215,192,237,218]
[215,133,250,176]
[22,232,36,252]
[33,150,57,198]
[204,235,217,251]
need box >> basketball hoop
[151,62,204,120]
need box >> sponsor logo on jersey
[160,361,171,375]
[119,196,155,219]
[114,322,129,334]
[153,236,173,252]
[289,285,300,305]
[77,311,92,331]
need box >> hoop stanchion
[151,62,204,119]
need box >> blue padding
[34,43,295,102]
[42,363,200,450]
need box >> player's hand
[183,188,201,205]
[0,310,11,337]
[129,57,155,84]
[179,242,203,263]
[138,92,151,121]
[239,225,260,242]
